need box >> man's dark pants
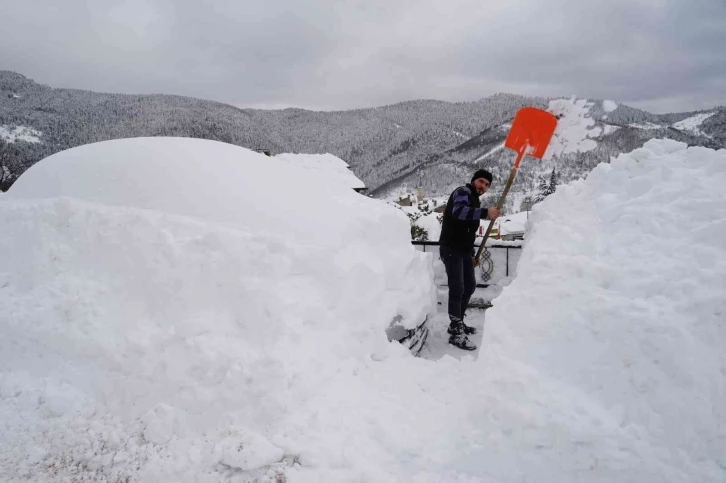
[440,245,476,321]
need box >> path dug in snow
[418,265,494,362]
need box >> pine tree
[534,174,549,203]
[534,168,558,203]
[0,140,22,191]
[549,167,559,194]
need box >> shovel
[474,107,558,264]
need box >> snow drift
[273,152,365,190]
[479,139,726,481]
[0,138,436,481]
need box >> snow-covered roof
[274,152,365,190]
[483,138,726,482]
[492,210,528,235]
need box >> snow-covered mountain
[375,98,726,212]
[1,70,724,208]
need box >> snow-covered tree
[534,168,558,203]
[0,140,22,191]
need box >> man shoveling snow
[439,169,500,350]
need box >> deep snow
[1,137,725,482]
[273,152,365,190]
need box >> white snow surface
[493,211,528,236]
[545,98,601,159]
[602,124,621,135]
[474,142,505,162]
[630,122,664,130]
[2,137,726,482]
[416,211,443,241]
[673,112,716,137]
[480,139,726,482]
[273,152,365,190]
[1,137,437,482]
[0,125,42,143]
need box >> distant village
[394,189,529,242]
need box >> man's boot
[447,317,477,351]
[461,316,477,335]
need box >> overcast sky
[2,0,724,113]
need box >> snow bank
[8,138,373,252]
[1,137,436,481]
[274,152,365,190]
[480,139,726,482]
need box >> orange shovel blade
[504,107,558,162]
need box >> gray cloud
[1,0,724,113]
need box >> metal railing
[411,240,522,286]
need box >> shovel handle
[474,152,523,261]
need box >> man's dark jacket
[439,183,490,253]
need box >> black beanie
[471,169,493,184]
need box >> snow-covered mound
[8,138,373,250]
[274,152,365,190]
[0,137,436,481]
[480,139,726,481]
